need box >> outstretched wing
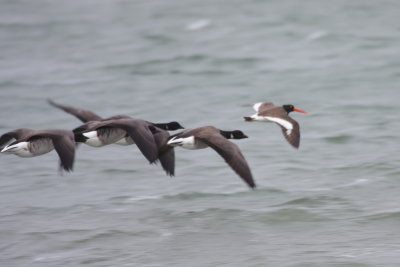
[197,133,255,188]
[53,135,76,172]
[153,128,175,176]
[265,115,300,149]
[279,118,300,149]
[48,99,103,122]
[0,129,34,149]
[102,115,132,121]
[0,133,18,149]
[108,120,159,164]
[37,131,76,172]
[72,121,109,134]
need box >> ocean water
[1,0,400,266]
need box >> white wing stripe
[265,116,293,135]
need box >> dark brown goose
[0,129,76,172]
[48,99,184,131]
[244,102,307,149]
[74,119,174,175]
[166,126,255,188]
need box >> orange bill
[294,108,307,114]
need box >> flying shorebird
[244,102,307,149]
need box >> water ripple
[162,187,286,200]
[323,134,354,144]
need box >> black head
[283,104,295,113]
[166,121,185,130]
[283,104,307,114]
[231,130,248,139]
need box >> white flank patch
[265,116,293,135]
[168,136,206,150]
[1,142,33,157]
[83,131,103,147]
[83,131,98,139]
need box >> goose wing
[48,99,103,122]
[102,115,132,121]
[153,128,175,176]
[196,133,255,188]
[0,129,34,149]
[0,132,21,149]
[52,134,76,172]
[30,130,76,172]
[73,121,109,134]
[107,120,159,164]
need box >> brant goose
[48,99,183,147]
[166,126,255,188]
[244,102,307,149]
[0,129,76,172]
[48,99,183,131]
[74,119,175,175]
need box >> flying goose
[166,126,255,188]
[0,128,76,172]
[48,99,184,131]
[74,119,175,175]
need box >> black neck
[220,130,233,139]
[153,123,170,130]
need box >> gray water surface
[1,0,400,266]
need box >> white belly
[167,136,208,150]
